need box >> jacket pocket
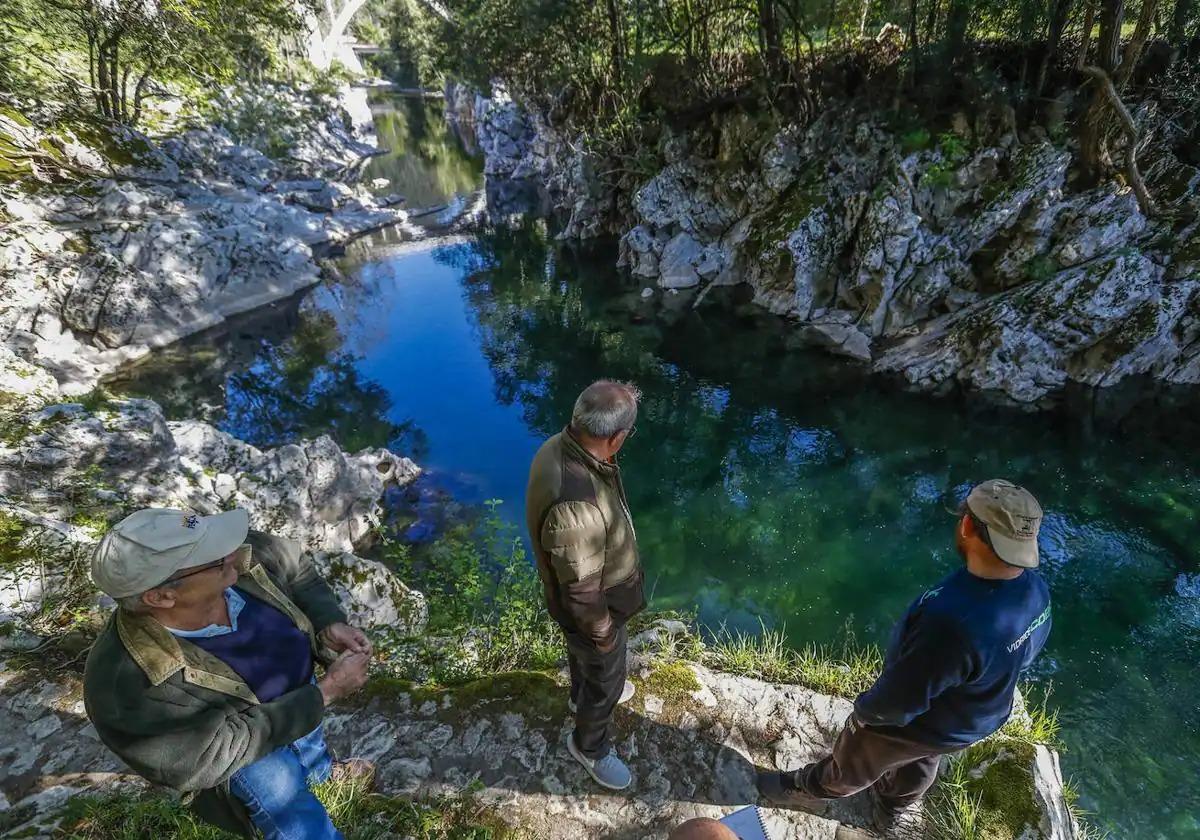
[605,567,646,624]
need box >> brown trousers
[796,715,962,808]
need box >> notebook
[718,805,771,840]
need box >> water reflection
[363,94,482,209]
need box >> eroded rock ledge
[460,84,1200,409]
[0,621,1077,839]
[0,85,418,396]
[0,396,427,640]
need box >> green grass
[1001,686,1062,749]
[641,660,702,700]
[926,686,1075,840]
[56,780,527,840]
[703,622,882,698]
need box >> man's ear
[141,586,177,610]
[960,513,975,539]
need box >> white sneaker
[566,733,633,790]
[568,679,636,713]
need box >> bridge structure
[303,0,451,74]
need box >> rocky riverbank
[0,81,435,835]
[449,81,1200,410]
[0,82,1079,839]
[0,84,417,397]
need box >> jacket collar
[561,426,619,479]
[114,558,315,704]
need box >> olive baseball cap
[965,479,1043,568]
[91,507,250,598]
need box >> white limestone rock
[316,552,428,634]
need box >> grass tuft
[703,622,881,698]
[56,779,528,840]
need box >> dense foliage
[0,0,314,124]
[369,0,1200,215]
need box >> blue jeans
[229,724,343,840]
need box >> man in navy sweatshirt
[758,479,1052,832]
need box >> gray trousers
[563,625,628,760]
[797,715,961,808]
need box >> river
[110,94,1200,839]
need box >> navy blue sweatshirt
[854,566,1051,748]
[188,590,314,703]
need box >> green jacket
[525,428,646,650]
[83,530,346,838]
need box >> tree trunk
[131,66,154,126]
[604,0,625,86]
[923,0,940,42]
[1096,0,1124,70]
[1170,0,1195,44]
[1082,65,1154,215]
[1076,0,1096,68]
[758,0,789,89]
[945,0,971,64]
[907,0,920,86]
[120,65,131,122]
[108,40,120,120]
[1036,0,1074,96]
[1078,0,1121,180]
[95,41,111,118]
[1115,0,1161,87]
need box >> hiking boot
[329,758,377,790]
[566,733,632,790]
[756,768,830,814]
[568,679,636,713]
[870,793,924,839]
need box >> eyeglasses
[164,556,228,584]
[625,425,637,439]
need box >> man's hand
[320,622,372,656]
[318,651,369,706]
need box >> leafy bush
[900,127,933,154]
[378,501,563,685]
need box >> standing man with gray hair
[526,379,647,791]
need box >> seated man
[84,507,372,840]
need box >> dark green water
[111,97,1200,839]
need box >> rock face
[0,623,1072,839]
[468,90,1200,408]
[0,398,424,632]
[445,81,612,237]
[0,86,416,396]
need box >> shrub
[377,501,563,685]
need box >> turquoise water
[110,98,1200,839]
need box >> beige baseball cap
[965,479,1043,568]
[91,507,250,598]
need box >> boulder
[658,232,705,289]
[316,552,428,634]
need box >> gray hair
[116,580,178,613]
[571,380,641,438]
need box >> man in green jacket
[84,507,372,839]
[526,380,647,791]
